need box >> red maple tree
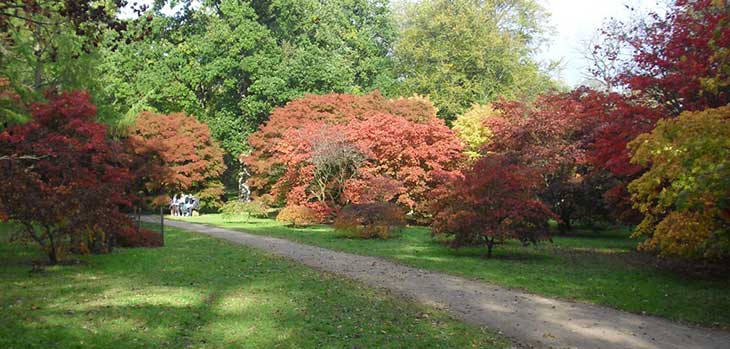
[244,92,464,218]
[0,91,134,263]
[578,1,730,223]
[613,0,730,114]
[430,155,556,258]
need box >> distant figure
[170,194,180,216]
[239,162,252,202]
[169,193,201,216]
[191,196,201,216]
[182,194,195,216]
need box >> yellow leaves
[453,103,497,159]
[638,211,715,259]
[629,106,730,259]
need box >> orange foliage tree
[244,92,464,219]
[128,112,226,210]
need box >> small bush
[221,200,269,222]
[334,202,406,239]
[304,201,336,223]
[276,205,320,227]
[115,226,163,247]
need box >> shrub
[303,201,336,223]
[334,203,405,239]
[276,205,320,227]
[628,106,730,260]
[430,155,556,258]
[220,200,269,222]
[115,226,163,248]
[243,92,464,218]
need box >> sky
[538,0,666,86]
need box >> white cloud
[538,0,666,87]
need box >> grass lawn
[179,214,730,329]
[0,223,509,349]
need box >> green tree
[0,0,136,123]
[100,1,276,155]
[101,0,397,158]
[393,0,556,121]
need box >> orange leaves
[276,205,320,227]
[636,211,715,259]
[128,112,226,209]
[334,203,405,239]
[244,92,464,217]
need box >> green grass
[180,214,730,329]
[0,223,509,349]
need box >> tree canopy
[629,106,730,260]
[101,0,396,157]
[244,92,464,218]
[393,0,557,121]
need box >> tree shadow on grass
[0,228,509,349]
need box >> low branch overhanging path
[150,218,730,349]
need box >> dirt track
[155,218,730,349]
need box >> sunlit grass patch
[0,222,509,348]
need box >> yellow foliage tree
[628,106,730,260]
[453,103,497,160]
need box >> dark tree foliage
[0,91,135,263]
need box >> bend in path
[153,218,730,349]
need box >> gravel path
[155,218,730,349]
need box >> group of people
[170,194,200,216]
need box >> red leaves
[245,92,464,217]
[32,90,97,124]
[430,155,555,255]
[0,91,134,262]
[115,226,163,248]
[487,93,591,176]
[572,89,665,179]
[610,0,730,112]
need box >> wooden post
[160,206,165,247]
[136,207,141,235]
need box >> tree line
[1,0,729,263]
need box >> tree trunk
[558,220,572,234]
[47,248,58,265]
[33,22,44,91]
[485,238,494,259]
[47,231,58,265]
